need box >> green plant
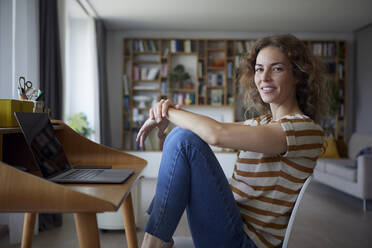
[67,112,94,138]
[169,64,190,88]
[327,80,339,116]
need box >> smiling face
[254,46,298,107]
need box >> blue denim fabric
[145,127,257,248]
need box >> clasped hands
[136,99,181,149]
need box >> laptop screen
[14,112,70,178]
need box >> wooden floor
[1,179,371,248]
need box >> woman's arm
[166,108,287,154]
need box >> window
[63,0,100,142]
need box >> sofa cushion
[315,158,351,172]
[353,147,372,167]
[325,160,357,182]
[315,158,330,172]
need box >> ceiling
[88,0,372,32]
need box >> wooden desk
[0,121,147,248]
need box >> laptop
[14,112,134,184]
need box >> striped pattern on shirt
[230,114,325,248]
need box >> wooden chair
[173,176,313,248]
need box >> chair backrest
[282,175,313,248]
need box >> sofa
[314,132,372,211]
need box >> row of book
[236,40,255,54]
[171,92,196,105]
[207,73,224,86]
[170,40,193,53]
[227,62,234,78]
[123,75,130,95]
[324,62,345,79]
[123,96,130,113]
[198,62,204,78]
[312,42,337,57]
[132,66,159,81]
[161,81,168,94]
[160,63,168,77]
[133,39,158,52]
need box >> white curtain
[63,0,100,142]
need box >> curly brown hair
[238,34,328,123]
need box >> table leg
[122,192,138,248]
[74,213,100,248]
[21,212,36,248]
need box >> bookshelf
[122,38,347,151]
[308,40,347,141]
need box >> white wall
[354,24,372,134]
[106,30,355,149]
[0,0,14,98]
[0,0,40,244]
[0,0,39,100]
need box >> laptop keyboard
[62,169,104,180]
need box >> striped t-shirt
[230,114,325,248]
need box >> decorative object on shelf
[67,112,94,138]
[169,64,190,89]
[133,95,151,109]
[210,89,223,105]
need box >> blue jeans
[145,127,257,248]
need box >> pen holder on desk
[0,99,42,127]
[31,100,44,113]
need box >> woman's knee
[164,127,205,148]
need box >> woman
[137,34,326,248]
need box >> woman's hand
[150,99,181,123]
[135,118,160,149]
[136,99,180,149]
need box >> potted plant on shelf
[169,64,190,89]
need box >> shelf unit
[122,38,347,151]
[307,40,347,140]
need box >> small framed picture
[210,89,223,105]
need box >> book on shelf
[234,55,241,68]
[312,43,322,56]
[170,40,190,53]
[123,96,130,113]
[134,39,158,52]
[237,41,244,53]
[244,40,254,53]
[150,40,157,52]
[123,75,130,95]
[147,67,160,80]
[171,92,195,105]
[184,40,191,53]
[133,66,160,80]
[163,48,169,57]
[210,89,223,105]
[338,63,344,79]
[161,81,168,94]
[176,40,184,52]
[161,63,168,76]
[227,62,233,78]
[323,42,336,57]
[208,73,224,86]
[124,118,130,131]
[198,80,206,95]
[170,40,177,53]
[198,62,204,78]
